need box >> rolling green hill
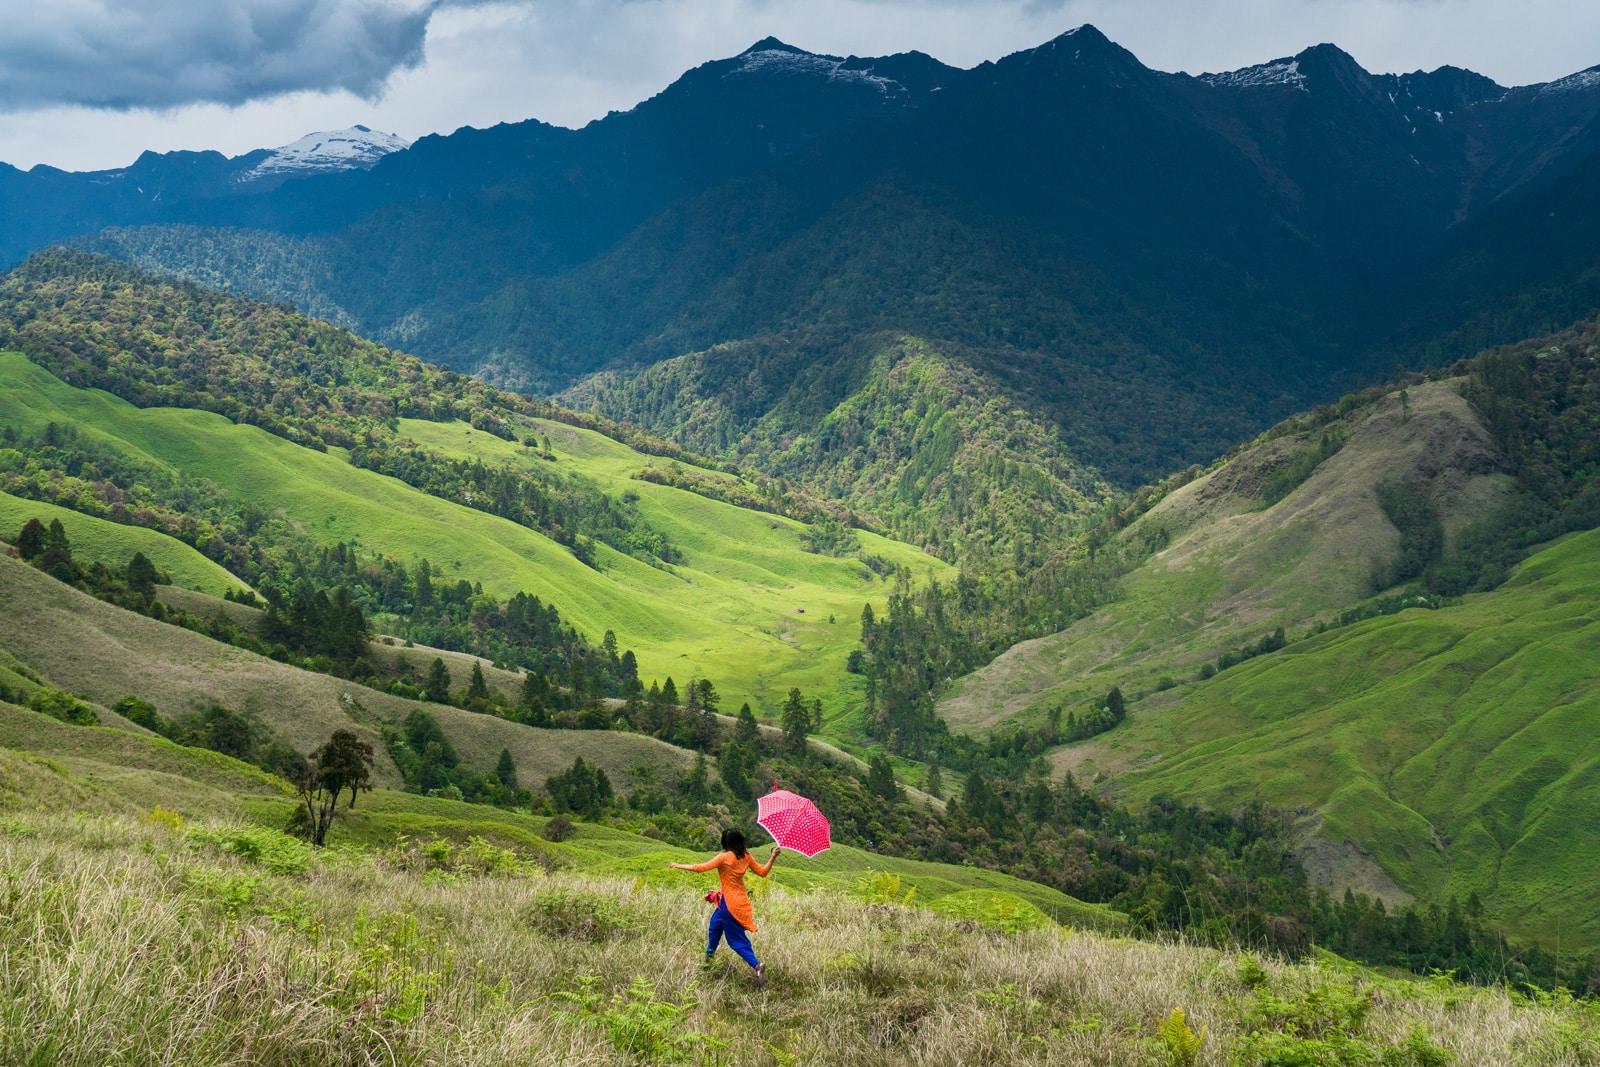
[0,489,248,595]
[938,377,1515,734]
[0,351,949,715]
[0,619,1123,934]
[0,553,700,794]
[1106,527,1600,946]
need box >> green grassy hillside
[938,379,1514,733]
[0,489,247,594]
[564,334,1116,567]
[0,650,1122,933]
[0,352,950,714]
[1,793,1583,1064]
[0,701,287,815]
[0,554,699,792]
[1099,528,1600,944]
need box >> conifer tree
[467,661,490,703]
[720,742,752,799]
[867,753,898,800]
[520,670,548,715]
[495,747,518,791]
[735,703,760,747]
[414,560,435,609]
[16,518,45,561]
[126,552,159,597]
[781,687,811,758]
[424,658,452,704]
[678,753,709,803]
[44,518,69,555]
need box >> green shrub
[928,890,1053,934]
[1156,1007,1206,1066]
[524,889,636,942]
[186,824,314,875]
[28,687,96,726]
[555,975,722,1063]
[1380,1026,1452,1067]
[859,870,917,906]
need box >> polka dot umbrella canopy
[756,786,832,857]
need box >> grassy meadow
[0,351,951,716]
[0,488,248,594]
[1091,528,1600,946]
[5,793,1597,1066]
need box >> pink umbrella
[757,786,832,857]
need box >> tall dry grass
[1,811,1595,1065]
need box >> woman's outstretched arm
[669,852,729,872]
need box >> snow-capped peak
[246,125,410,181]
[1532,65,1600,98]
[730,44,899,92]
[1199,58,1307,92]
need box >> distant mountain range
[4,27,1600,490]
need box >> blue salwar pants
[706,903,760,968]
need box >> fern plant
[1157,1006,1206,1066]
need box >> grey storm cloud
[0,0,1593,125]
[0,0,440,111]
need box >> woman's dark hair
[720,828,747,859]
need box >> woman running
[669,829,780,983]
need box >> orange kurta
[689,850,772,932]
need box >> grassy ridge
[0,554,699,792]
[938,379,1513,734]
[0,489,248,594]
[0,702,286,815]
[0,352,951,713]
[229,786,1122,932]
[1111,528,1600,945]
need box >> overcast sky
[1,0,1595,172]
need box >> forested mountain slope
[918,319,1600,945]
[566,334,1118,565]
[0,254,949,712]
[944,315,1599,735]
[43,29,1599,499]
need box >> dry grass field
[3,806,1594,1066]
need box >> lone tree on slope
[290,729,375,847]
